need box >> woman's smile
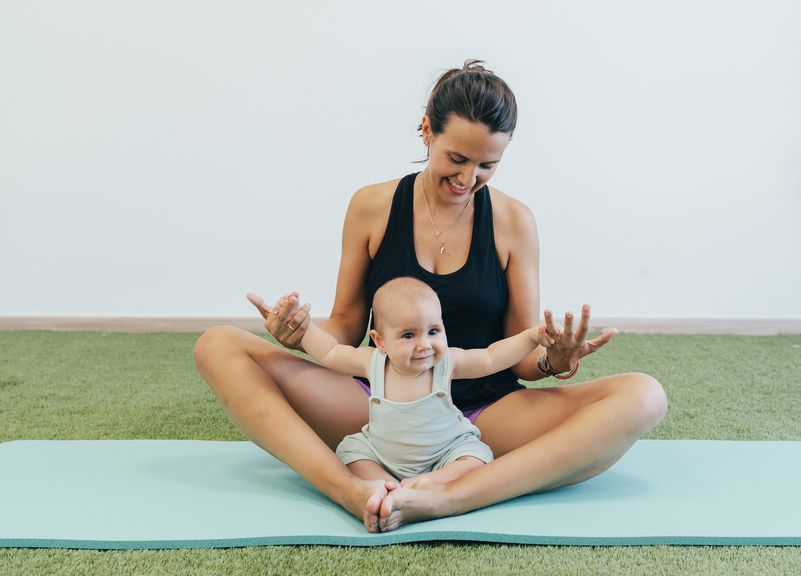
[445,177,471,195]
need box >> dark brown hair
[419,59,518,138]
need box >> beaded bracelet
[537,355,580,380]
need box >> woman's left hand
[543,304,617,373]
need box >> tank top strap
[431,348,451,393]
[368,349,387,399]
[472,184,491,253]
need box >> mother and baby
[193,60,667,533]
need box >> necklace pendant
[440,243,446,255]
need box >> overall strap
[431,348,451,393]
[368,349,387,399]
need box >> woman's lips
[446,178,470,195]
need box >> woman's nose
[460,165,479,188]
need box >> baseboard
[0,317,265,333]
[0,316,799,335]
[592,318,801,335]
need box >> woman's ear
[421,114,432,146]
[370,329,385,353]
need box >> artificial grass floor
[1,331,800,574]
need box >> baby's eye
[428,328,440,336]
[402,332,414,339]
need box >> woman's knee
[619,372,668,433]
[193,325,248,374]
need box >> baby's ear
[369,329,384,352]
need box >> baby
[299,276,554,487]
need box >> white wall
[2,1,799,318]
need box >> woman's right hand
[246,291,310,350]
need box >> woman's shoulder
[487,185,537,232]
[348,177,402,216]
[344,177,406,258]
[487,185,539,269]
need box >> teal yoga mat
[1,440,799,548]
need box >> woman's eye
[450,156,495,170]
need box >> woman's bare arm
[492,190,551,380]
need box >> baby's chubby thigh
[336,430,383,469]
[397,433,494,489]
[433,432,495,471]
[336,430,418,481]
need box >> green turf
[1,331,800,575]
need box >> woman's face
[421,114,511,205]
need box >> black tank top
[365,172,524,411]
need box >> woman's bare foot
[377,484,446,532]
[342,479,398,532]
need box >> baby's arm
[300,305,373,378]
[450,325,553,380]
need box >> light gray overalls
[336,349,494,480]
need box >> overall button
[436,390,446,397]
[371,398,381,404]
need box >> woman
[194,60,667,533]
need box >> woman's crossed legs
[194,326,667,532]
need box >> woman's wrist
[544,352,569,374]
[537,354,580,380]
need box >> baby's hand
[531,323,555,347]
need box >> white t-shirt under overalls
[336,348,494,480]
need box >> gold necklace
[421,176,472,256]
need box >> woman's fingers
[273,293,300,326]
[574,304,591,343]
[544,309,557,337]
[246,292,273,318]
[282,303,310,348]
[286,303,310,332]
[247,291,306,347]
[586,328,618,353]
[544,303,616,367]
[563,311,574,339]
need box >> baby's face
[377,296,447,376]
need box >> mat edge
[3,534,800,549]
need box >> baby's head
[370,277,447,376]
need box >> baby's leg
[347,459,399,483]
[401,456,484,488]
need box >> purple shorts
[354,377,491,425]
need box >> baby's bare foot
[344,479,397,532]
[378,484,445,532]
[363,483,384,532]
